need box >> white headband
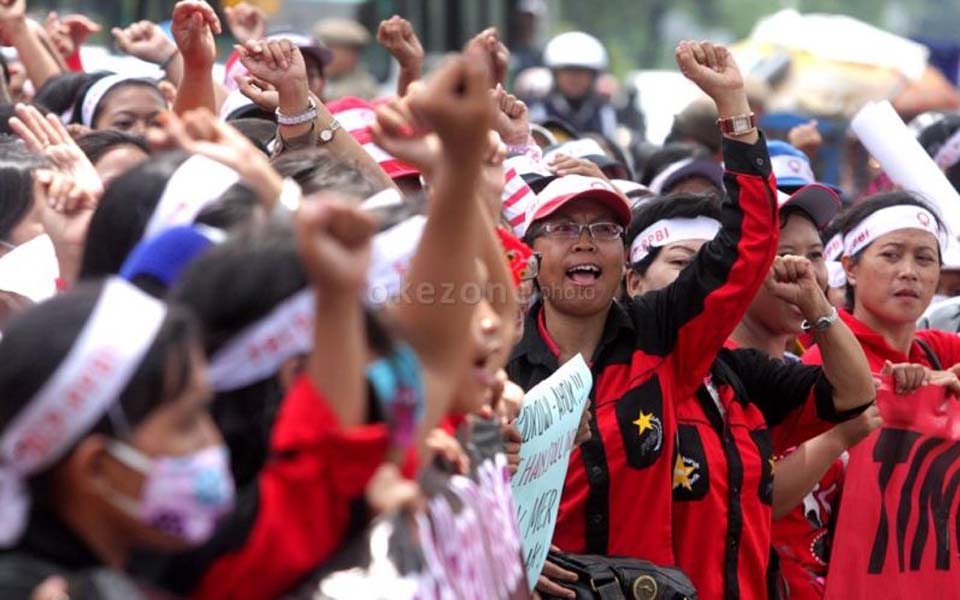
[843,205,944,257]
[0,278,166,546]
[934,129,960,171]
[630,216,721,264]
[365,215,426,306]
[208,212,428,388]
[81,75,145,127]
[824,233,844,261]
[827,260,847,289]
[648,158,694,195]
[142,156,241,241]
[207,289,314,392]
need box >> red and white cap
[326,96,420,181]
[525,175,631,231]
[502,166,537,237]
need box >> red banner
[826,383,960,599]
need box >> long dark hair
[0,142,47,241]
[79,151,190,279]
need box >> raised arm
[237,38,397,193]
[635,41,776,398]
[768,255,876,412]
[170,0,220,115]
[376,16,423,97]
[0,1,62,89]
[223,2,265,45]
[113,20,183,86]
[379,55,495,410]
[295,197,376,428]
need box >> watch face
[319,129,333,142]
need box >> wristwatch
[717,112,757,136]
[801,306,839,332]
[317,118,342,143]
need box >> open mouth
[472,343,501,388]
[565,263,602,285]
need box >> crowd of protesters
[1,0,960,598]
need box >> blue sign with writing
[511,354,592,590]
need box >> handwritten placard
[511,354,592,589]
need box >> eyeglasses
[538,221,624,241]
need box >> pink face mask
[107,442,235,545]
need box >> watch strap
[801,306,839,331]
[717,112,757,136]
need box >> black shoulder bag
[540,550,697,600]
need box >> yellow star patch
[673,454,696,491]
[769,457,776,474]
[633,411,654,436]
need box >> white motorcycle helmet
[543,31,608,71]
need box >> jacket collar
[838,309,926,368]
[511,298,635,368]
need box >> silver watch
[317,118,341,143]
[801,306,839,332]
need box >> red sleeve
[65,50,83,72]
[632,134,779,398]
[192,376,389,600]
[770,388,835,454]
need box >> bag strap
[914,337,943,370]
[584,562,625,600]
[597,581,625,600]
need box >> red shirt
[192,376,390,600]
[773,310,960,599]
[672,341,842,600]
[508,135,779,565]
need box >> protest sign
[825,382,960,599]
[307,419,530,600]
[511,354,592,589]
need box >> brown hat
[312,18,370,47]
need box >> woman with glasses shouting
[507,40,781,597]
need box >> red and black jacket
[507,135,779,565]
[672,345,858,600]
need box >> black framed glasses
[539,221,624,241]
